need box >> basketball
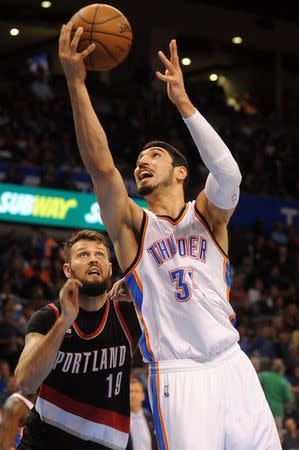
[70,4,133,71]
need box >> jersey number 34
[169,267,197,302]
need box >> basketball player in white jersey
[59,22,282,450]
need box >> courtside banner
[0,182,147,230]
[231,193,299,231]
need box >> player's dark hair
[64,230,110,263]
[141,140,189,188]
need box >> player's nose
[88,254,101,264]
[138,158,151,170]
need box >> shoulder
[26,301,60,335]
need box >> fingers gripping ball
[70,3,133,71]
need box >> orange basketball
[70,4,133,71]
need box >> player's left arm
[157,40,241,252]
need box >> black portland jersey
[22,299,141,450]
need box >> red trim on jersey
[47,303,59,320]
[73,300,110,340]
[113,300,134,357]
[39,384,130,432]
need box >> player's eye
[79,252,88,257]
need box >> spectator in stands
[251,324,277,358]
[30,64,54,103]
[250,356,262,374]
[0,301,24,368]
[259,359,293,430]
[0,374,18,406]
[282,417,299,450]
[128,377,157,450]
[289,364,299,424]
[0,359,11,394]
[271,222,288,245]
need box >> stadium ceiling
[1,0,299,58]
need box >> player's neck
[79,294,108,311]
[147,189,185,217]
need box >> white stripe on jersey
[36,397,128,450]
[125,201,239,362]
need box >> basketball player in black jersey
[15,230,141,450]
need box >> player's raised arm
[59,23,141,269]
[156,40,242,227]
[15,279,82,394]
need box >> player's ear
[176,165,188,182]
[63,263,72,278]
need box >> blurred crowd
[0,63,298,200]
[0,67,299,449]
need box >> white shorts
[148,344,281,450]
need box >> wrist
[67,78,85,90]
[57,314,73,331]
[175,95,196,118]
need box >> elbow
[90,165,116,178]
[227,160,242,186]
[234,165,242,186]
[15,367,36,395]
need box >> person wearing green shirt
[259,359,293,430]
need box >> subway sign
[0,183,147,230]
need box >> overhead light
[209,73,218,82]
[232,36,242,44]
[10,28,19,36]
[181,57,191,66]
[41,1,52,8]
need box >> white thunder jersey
[125,201,239,363]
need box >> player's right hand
[59,22,95,83]
[59,278,82,328]
[156,39,188,107]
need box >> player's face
[134,147,175,196]
[64,240,112,296]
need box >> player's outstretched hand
[107,277,127,299]
[59,278,82,328]
[156,39,188,107]
[59,21,95,83]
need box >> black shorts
[19,408,112,450]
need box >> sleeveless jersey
[22,299,140,450]
[125,201,239,363]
